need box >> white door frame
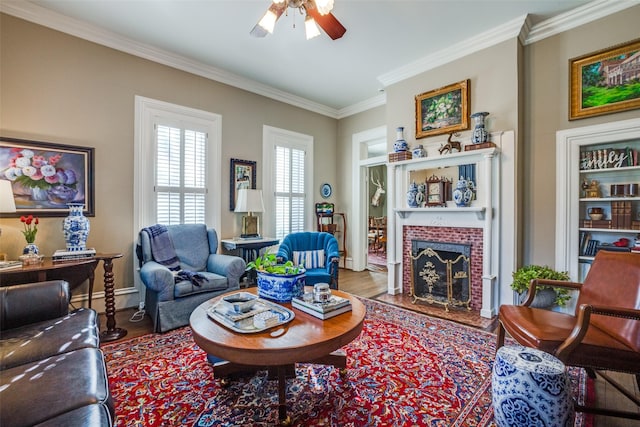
[351,126,387,271]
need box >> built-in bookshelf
[556,118,640,283]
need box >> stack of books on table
[291,294,352,320]
[0,260,23,270]
[52,248,96,262]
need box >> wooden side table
[96,253,126,342]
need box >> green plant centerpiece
[511,265,571,308]
[247,252,306,303]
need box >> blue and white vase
[63,203,90,251]
[23,243,39,255]
[406,181,419,207]
[393,127,409,152]
[471,112,489,144]
[453,177,473,207]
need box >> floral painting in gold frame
[569,38,640,120]
[415,79,470,139]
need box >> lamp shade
[235,189,265,213]
[0,180,16,213]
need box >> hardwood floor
[101,267,639,426]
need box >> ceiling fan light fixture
[305,15,321,39]
[314,0,334,15]
[258,9,278,33]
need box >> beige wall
[386,38,520,149]
[0,14,338,295]
[524,5,640,266]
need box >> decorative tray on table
[206,292,295,333]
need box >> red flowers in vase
[20,215,39,243]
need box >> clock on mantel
[426,174,446,207]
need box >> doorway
[367,165,387,271]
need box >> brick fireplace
[403,226,483,310]
[385,130,517,318]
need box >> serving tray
[207,296,295,333]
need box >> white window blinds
[274,145,305,240]
[155,125,207,224]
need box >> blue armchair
[276,232,340,289]
[137,224,246,332]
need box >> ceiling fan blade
[250,3,287,37]
[306,8,346,40]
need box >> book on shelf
[291,294,351,314]
[0,260,23,270]
[291,299,352,319]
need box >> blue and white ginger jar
[453,177,473,207]
[406,181,419,207]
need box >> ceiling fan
[251,0,347,40]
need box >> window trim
[262,125,314,239]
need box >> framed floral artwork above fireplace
[0,137,95,217]
[415,79,470,139]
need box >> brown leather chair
[497,250,640,420]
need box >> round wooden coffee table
[190,288,365,425]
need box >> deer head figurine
[371,171,385,207]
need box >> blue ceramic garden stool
[492,345,574,427]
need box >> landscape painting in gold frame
[415,79,470,139]
[569,38,640,120]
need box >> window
[155,125,207,224]
[262,126,314,240]
[134,96,222,234]
[274,145,306,240]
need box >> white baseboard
[70,286,141,314]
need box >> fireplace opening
[410,240,471,311]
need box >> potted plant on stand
[511,265,571,309]
[247,251,306,303]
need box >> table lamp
[0,180,17,260]
[234,189,264,238]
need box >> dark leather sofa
[0,280,114,426]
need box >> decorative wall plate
[321,183,332,198]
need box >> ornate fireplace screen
[410,240,472,311]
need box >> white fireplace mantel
[385,131,518,318]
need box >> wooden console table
[0,253,127,342]
[0,257,99,306]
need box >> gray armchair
[138,224,246,332]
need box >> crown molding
[525,0,640,45]
[377,0,639,89]
[0,1,341,119]
[377,15,528,88]
[336,93,386,119]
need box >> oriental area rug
[102,298,592,426]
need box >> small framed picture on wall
[230,158,256,211]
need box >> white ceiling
[2,1,636,117]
